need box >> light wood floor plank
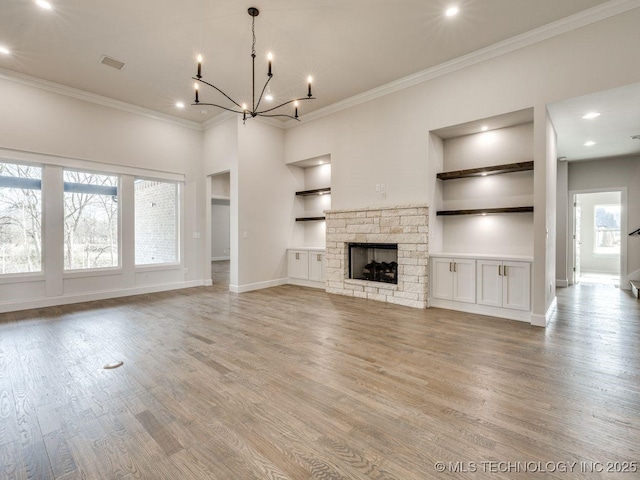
[0,277,638,478]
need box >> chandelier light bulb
[196,54,202,78]
[242,103,247,111]
[0,46,10,55]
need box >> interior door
[573,197,581,284]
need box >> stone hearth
[325,204,429,308]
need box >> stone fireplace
[325,204,429,308]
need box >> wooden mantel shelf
[296,216,326,222]
[295,187,331,196]
[437,161,534,180]
[437,206,534,216]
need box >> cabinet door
[288,250,309,279]
[432,258,454,300]
[502,261,530,311]
[308,252,325,281]
[476,260,503,307]
[452,258,476,304]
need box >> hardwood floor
[0,281,638,479]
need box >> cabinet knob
[498,265,502,276]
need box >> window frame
[0,160,44,279]
[593,203,621,256]
[62,168,122,273]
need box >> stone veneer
[325,204,429,308]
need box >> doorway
[210,173,231,286]
[571,190,624,287]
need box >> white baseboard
[211,256,230,261]
[203,279,213,287]
[229,278,288,293]
[530,296,558,327]
[287,278,326,289]
[556,279,568,288]
[0,280,208,314]
[429,298,531,323]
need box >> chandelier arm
[258,114,301,121]
[256,96,316,115]
[193,77,244,110]
[190,102,244,114]
[254,75,273,112]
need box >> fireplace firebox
[348,243,398,284]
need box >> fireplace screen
[349,243,398,284]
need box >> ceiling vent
[100,55,125,71]
[631,135,640,140]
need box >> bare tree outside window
[63,170,119,270]
[0,162,42,274]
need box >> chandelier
[192,7,315,122]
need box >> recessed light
[265,94,273,102]
[582,112,600,120]
[481,126,489,132]
[318,161,324,165]
[35,0,53,10]
[176,102,185,109]
[0,46,10,55]
[584,141,596,147]
[481,172,488,176]
[445,6,459,17]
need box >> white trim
[556,279,569,288]
[202,111,236,130]
[0,280,207,314]
[430,298,531,323]
[288,278,325,289]
[0,147,186,182]
[531,296,558,327]
[211,256,230,261]
[283,0,640,128]
[0,67,202,132]
[229,277,288,293]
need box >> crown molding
[0,67,203,132]
[284,0,640,129]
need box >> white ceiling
[548,82,640,162]
[0,0,614,126]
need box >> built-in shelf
[436,161,534,181]
[437,206,534,216]
[630,227,640,236]
[296,216,326,222]
[295,187,331,196]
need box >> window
[594,204,621,255]
[63,170,119,270]
[0,162,42,274]
[135,179,179,265]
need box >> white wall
[565,156,640,282]
[0,77,205,312]
[235,120,298,291]
[284,9,640,323]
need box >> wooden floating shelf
[295,187,331,196]
[437,161,534,180]
[295,216,326,222]
[437,206,534,216]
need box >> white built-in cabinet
[476,260,531,311]
[432,257,476,304]
[288,248,325,287]
[430,254,532,322]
